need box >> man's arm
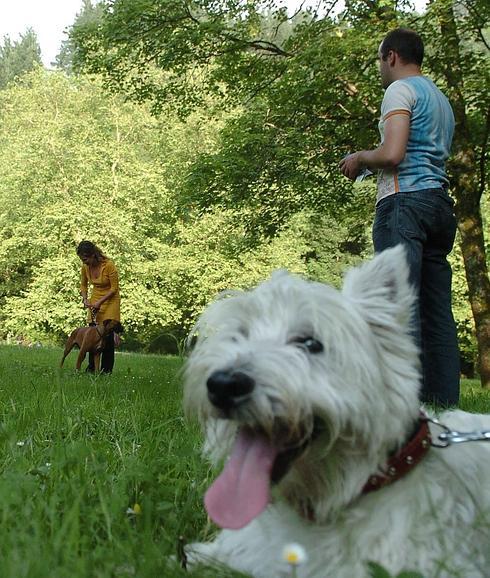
[339,113,410,180]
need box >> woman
[77,240,121,373]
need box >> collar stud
[362,413,431,495]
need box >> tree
[71,0,490,386]
[0,69,182,342]
[72,0,374,236]
[0,69,366,348]
[55,0,104,72]
[0,28,42,89]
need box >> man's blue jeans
[372,189,460,406]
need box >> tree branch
[463,0,490,51]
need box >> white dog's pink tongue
[204,428,278,530]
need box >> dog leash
[89,307,98,327]
[423,416,490,448]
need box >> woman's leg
[86,318,97,372]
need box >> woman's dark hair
[76,241,107,262]
[380,28,424,66]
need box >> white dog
[183,246,490,578]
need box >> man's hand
[339,152,364,181]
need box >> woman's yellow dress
[80,259,120,323]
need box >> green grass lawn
[0,344,488,578]
[0,344,243,578]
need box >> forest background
[0,0,488,385]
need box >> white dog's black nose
[207,370,255,410]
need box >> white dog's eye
[238,327,248,338]
[230,327,248,342]
[293,337,324,354]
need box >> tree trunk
[453,183,490,388]
[438,1,490,387]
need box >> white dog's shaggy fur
[183,246,490,578]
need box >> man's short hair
[380,28,424,66]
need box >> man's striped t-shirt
[376,76,455,204]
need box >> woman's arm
[92,289,116,310]
[80,266,90,308]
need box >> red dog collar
[362,414,432,494]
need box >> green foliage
[70,0,488,237]
[71,1,301,111]
[55,0,105,73]
[450,236,478,376]
[0,29,42,89]
[0,67,482,372]
[0,69,183,343]
[0,69,370,348]
[72,0,380,224]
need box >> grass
[0,344,488,578]
[0,344,245,578]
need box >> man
[339,28,459,406]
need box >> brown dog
[60,319,124,372]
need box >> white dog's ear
[269,269,291,281]
[342,245,415,328]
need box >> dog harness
[93,325,107,353]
